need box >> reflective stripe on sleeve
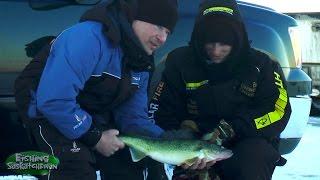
[254,72,288,129]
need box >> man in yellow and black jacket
[149,0,292,179]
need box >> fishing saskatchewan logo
[5,151,59,175]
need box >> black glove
[202,119,235,145]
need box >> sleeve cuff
[226,119,243,138]
[79,123,102,148]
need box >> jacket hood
[79,0,155,72]
[80,0,121,45]
[190,0,251,72]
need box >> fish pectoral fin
[129,148,147,162]
[201,132,214,141]
[182,157,198,166]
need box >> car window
[0,0,93,72]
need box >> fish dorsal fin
[129,148,147,162]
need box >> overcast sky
[240,0,320,13]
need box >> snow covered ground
[273,116,320,180]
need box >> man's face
[132,20,170,55]
[204,42,232,63]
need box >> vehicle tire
[0,109,36,175]
[278,138,301,155]
[310,97,320,116]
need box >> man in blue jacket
[22,0,178,179]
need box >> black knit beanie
[197,15,239,48]
[204,23,235,46]
[135,0,178,32]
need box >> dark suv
[0,0,312,173]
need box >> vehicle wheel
[278,138,301,155]
[0,109,36,175]
[310,97,320,116]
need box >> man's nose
[156,30,168,45]
[211,44,221,56]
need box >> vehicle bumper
[279,96,311,154]
[280,96,311,139]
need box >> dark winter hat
[199,16,237,46]
[135,0,178,32]
[199,0,242,21]
[195,0,247,48]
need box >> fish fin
[183,157,198,166]
[201,132,214,141]
[198,170,210,180]
[129,148,147,162]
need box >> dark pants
[214,138,280,180]
[30,120,97,180]
[29,119,162,180]
[96,147,145,180]
[97,147,167,180]
[171,138,280,180]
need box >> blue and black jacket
[27,1,163,147]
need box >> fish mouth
[220,150,233,159]
[208,150,233,161]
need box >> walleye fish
[119,135,233,165]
